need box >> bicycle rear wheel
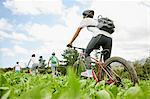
[101,56,139,86]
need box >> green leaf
[67,67,81,98]
[95,90,111,99]
[0,75,7,87]
[124,86,143,99]
[1,90,11,99]
[0,87,9,90]
[109,85,118,98]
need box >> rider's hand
[67,43,72,48]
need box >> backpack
[50,56,57,64]
[97,15,115,34]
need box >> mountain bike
[71,46,139,86]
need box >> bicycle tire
[102,56,139,85]
[73,60,86,76]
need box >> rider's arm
[27,59,31,66]
[68,27,82,45]
[68,18,90,46]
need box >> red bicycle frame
[72,46,114,83]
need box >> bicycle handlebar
[69,46,101,52]
[67,46,86,52]
[72,46,85,51]
[67,45,109,55]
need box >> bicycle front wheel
[102,56,139,85]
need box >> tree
[133,60,144,79]
[133,57,150,80]
[62,48,79,66]
[143,57,150,79]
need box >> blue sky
[0,0,150,68]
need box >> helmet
[82,10,94,18]
[52,52,55,55]
[32,54,35,57]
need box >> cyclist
[48,52,59,76]
[27,54,39,75]
[67,10,112,78]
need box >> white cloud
[0,18,13,31]
[76,0,93,5]
[62,6,81,28]
[25,23,69,42]
[0,31,11,40]
[0,30,34,42]
[0,48,15,57]
[0,45,29,67]
[0,18,34,42]
[12,32,28,41]
[14,45,28,54]
[3,0,65,15]
[0,45,28,57]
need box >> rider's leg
[85,35,102,69]
[101,36,113,84]
[32,63,38,75]
[51,64,55,76]
[101,36,112,75]
[88,35,112,82]
[81,35,102,77]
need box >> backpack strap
[87,25,96,27]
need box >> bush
[134,57,150,80]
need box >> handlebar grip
[67,44,72,48]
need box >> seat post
[100,53,103,62]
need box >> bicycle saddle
[101,49,110,55]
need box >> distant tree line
[1,48,150,80]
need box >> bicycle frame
[72,46,114,83]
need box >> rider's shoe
[105,79,114,85]
[81,70,93,77]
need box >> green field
[0,68,150,99]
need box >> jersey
[28,57,38,68]
[79,18,112,38]
[31,57,38,64]
[50,56,58,64]
[15,65,21,71]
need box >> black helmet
[82,10,94,18]
[52,52,55,55]
[32,54,35,57]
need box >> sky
[0,0,150,68]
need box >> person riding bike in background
[67,10,113,78]
[48,52,59,76]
